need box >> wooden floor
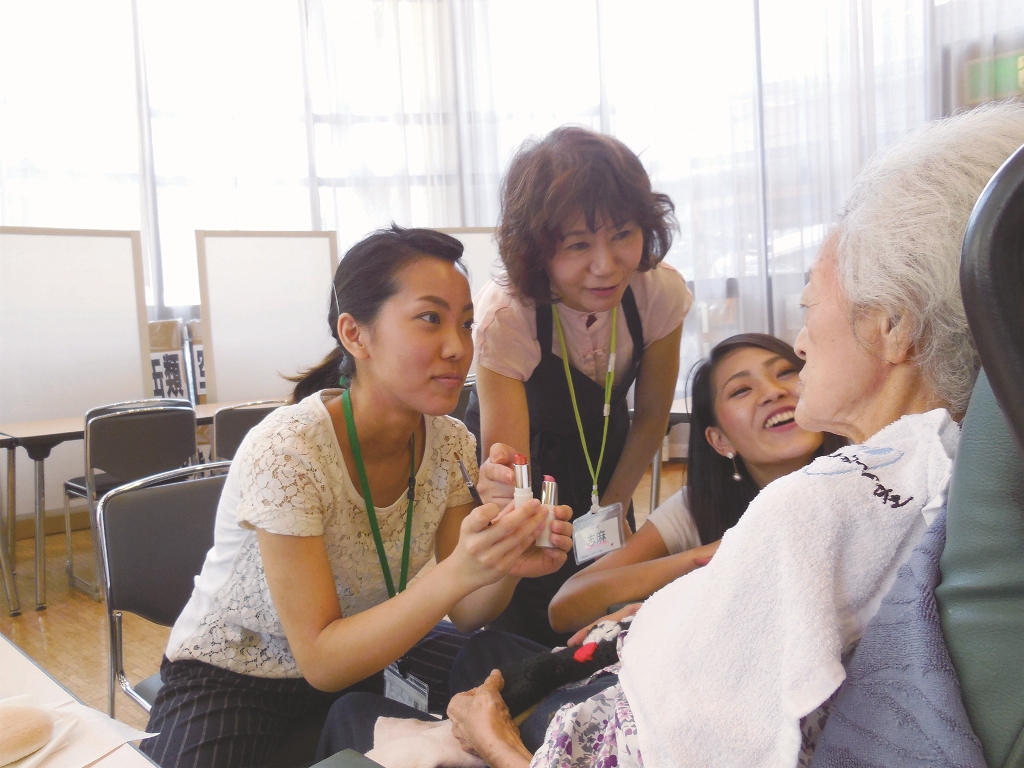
[0,462,685,733]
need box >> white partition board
[0,227,150,517]
[197,231,338,403]
[439,228,501,302]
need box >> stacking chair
[97,461,231,717]
[211,400,285,460]
[63,399,197,600]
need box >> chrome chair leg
[33,459,46,610]
[0,521,19,616]
[0,448,19,615]
[109,610,153,716]
[63,490,75,586]
[109,609,121,717]
[88,500,105,601]
[5,448,14,572]
[67,495,103,601]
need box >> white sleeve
[236,431,327,537]
[646,487,702,554]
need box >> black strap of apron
[619,287,644,372]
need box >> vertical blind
[1,0,1020,390]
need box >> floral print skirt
[529,681,642,768]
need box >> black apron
[464,288,644,647]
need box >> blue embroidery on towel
[804,448,913,509]
[804,447,903,476]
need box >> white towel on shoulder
[619,409,959,768]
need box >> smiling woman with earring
[139,226,573,768]
[546,333,846,637]
[425,334,843,757]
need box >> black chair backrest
[960,142,1024,454]
[88,406,197,484]
[99,469,226,626]
[213,404,281,460]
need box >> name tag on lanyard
[384,662,429,712]
[572,501,625,564]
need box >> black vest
[464,288,644,646]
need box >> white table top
[0,401,252,445]
[670,397,692,416]
[0,634,156,766]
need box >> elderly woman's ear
[872,311,915,365]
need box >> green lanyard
[551,304,617,511]
[341,388,415,598]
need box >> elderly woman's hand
[448,671,533,768]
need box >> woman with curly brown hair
[465,125,692,646]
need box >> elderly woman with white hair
[436,100,1024,768]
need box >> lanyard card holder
[572,501,624,564]
[384,660,429,712]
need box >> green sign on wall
[966,50,1024,104]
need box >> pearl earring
[727,452,742,482]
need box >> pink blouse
[474,263,692,386]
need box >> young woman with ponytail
[141,225,572,768]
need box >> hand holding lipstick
[476,443,573,570]
[476,442,519,509]
[507,505,573,577]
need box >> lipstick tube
[513,453,531,493]
[540,475,557,506]
[513,454,534,514]
[536,475,557,548]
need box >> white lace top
[165,390,477,678]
